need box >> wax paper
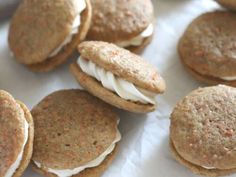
[0,0,234,177]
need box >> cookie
[31,89,121,177]
[217,0,236,10]
[86,0,154,53]
[8,0,92,72]
[178,11,236,87]
[0,90,34,177]
[170,85,236,177]
[70,41,166,113]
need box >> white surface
[0,0,234,177]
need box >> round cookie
[170,85,236,177]
[0,90,34,177]
[178,11,236,87]
[217,0,236,10]
[8,0,92,72]
[70,41,166,113]
[31,89,121,177]
[86,0,154,53]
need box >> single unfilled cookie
[8,0,92,72]
[0,90,34,177]
[217,0,236,10]
[170,85,236,177]
[70,41,166,113]
[31,89,121,177]
[86,0,154,53]
[178,11,236,87]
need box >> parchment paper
[0,0,234,176]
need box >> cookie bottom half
[169,140,236,177]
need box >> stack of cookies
[171,1,236,176]
[178,0,236,87]
[1,0,236,177]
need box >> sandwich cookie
[170,85,236,177]
[216,0,236,10]
[31,90,121,177]
[86,0,154,53]
[0,90,34,177]
[178,11,236,87]
[8,0,92,72]
[70,41,166,113]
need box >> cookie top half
[87,0,154,43]
[9,0,86,65]
[0,90,26,176]
[31,89,119,169]
[78,41,165,93]
[170,85,236,170]
[179,11,236,78]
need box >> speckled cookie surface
[9,0,92,71]
[217,0,236,10]
[86,0,154,43]
[70,64,156,113]
[178,11,236,81]
[26,0,92,72]
[78,41,166,93]
[31,89,119,170]
[0,90,33,177]
[170,85,236,172]
[0,91,25,176]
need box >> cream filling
[201,166,216,170]
[49,0,86,57]
[4,119,29,177]
[77,56,157,104]
[219,76,236,81]
[116,24,154,48]
[34,128,121,177]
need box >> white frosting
[77,57,157,104]
[116,24,154,48]
[34,129,121,177]
[4,119,29,177]
[220,76,236,81]
[49,0,86,57]
[201,166,216,170]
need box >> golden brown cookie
[0,90,34,177]
[70,41,166,113]
[9,0,92,72]
[217,0,236,10]
[31,89,121,177]
[178,11,236,87]
[86,0,154,53]
[170,85,236,177]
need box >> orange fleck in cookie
[70,41,166,113]
[0,90,34,177]
[86,0,154,53]
[178,11,236,87]
[31,89,121,177]
[170,85,236,177]
[8,0,92,72]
